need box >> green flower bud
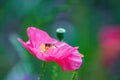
[56,28,66,41]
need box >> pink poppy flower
[17,27,82,71]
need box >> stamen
[40,43,46,53]
[40,43,57,53]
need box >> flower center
[40,43,56,53]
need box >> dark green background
[0,0,120,80]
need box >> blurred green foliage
[0,0,120,80]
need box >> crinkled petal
[27,27,54,48]
[56,50,82,71]
[17,38,35,56]
[44,45,82,71]
[18,38,46,61]
[45,44,71,60]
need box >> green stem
[71,70,78,80]
[39,62,46,80]
[52,64,58,80]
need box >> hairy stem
[71,70,78,80]
[52,64,58,80]
[39,62,46,80]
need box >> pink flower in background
[18,27,82,71]
[99,26,120,67]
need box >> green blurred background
[0,0,120,80]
